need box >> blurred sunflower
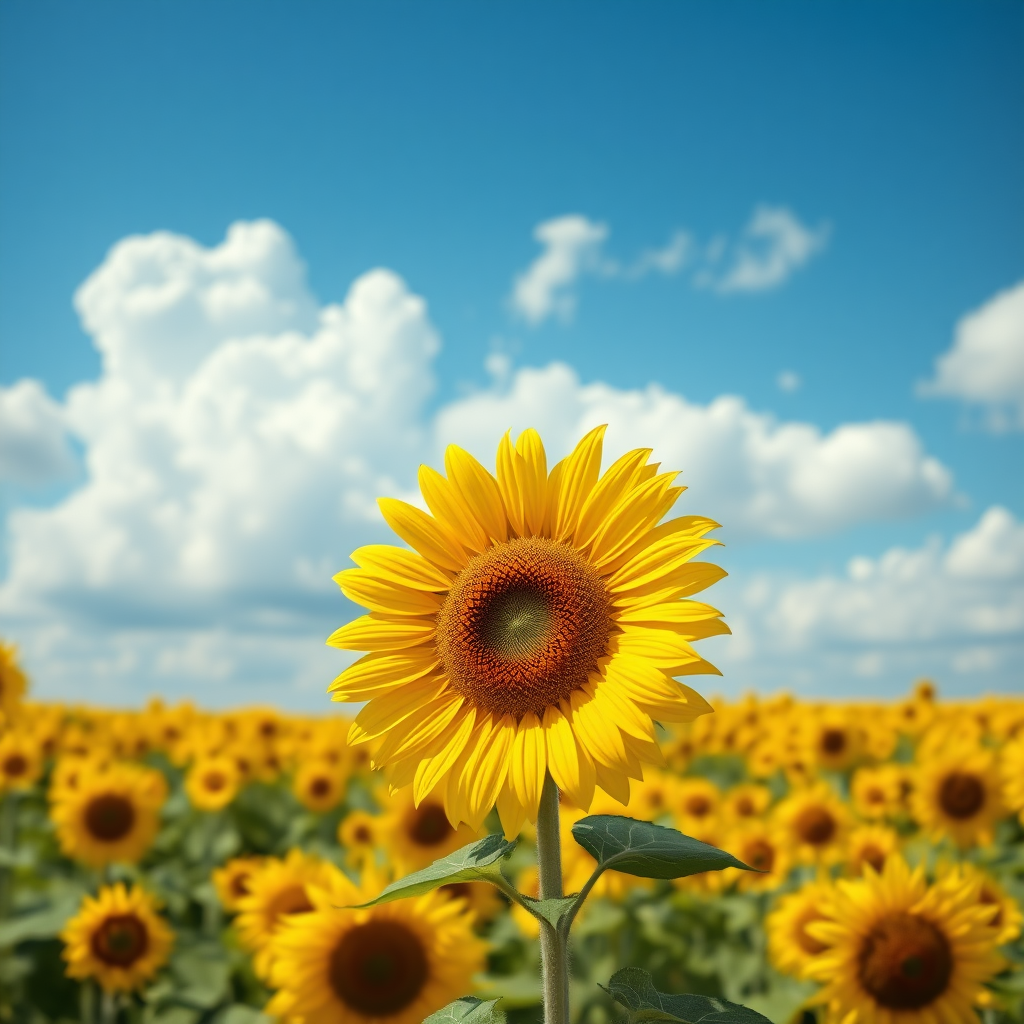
[804,856,1003,1024]
[51,763,166,867]
[805,712,862,772]
[938,862,1022,946]
[724,822,790,892]
[0,641,27,724]
[61,883,173,993]
[328,427,728,834]
[1001,736,1024,825]
[775,782,851,865]
[723,782,772,823]
[293,759,346,813]
[266,865,486,1024]
[625,768,678,821]
[913,746,1004,848]
[235,849,332,979]
[383,790,481,874]
[767,879,836,977]
[0,729,43,791]
[844,824,899,877]
[674,777,721,830]
[185,754,241,811]
[851,766,900,821]
[338,810,383,867]
[213,856,266,913]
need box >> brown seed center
[858,912,952,1010]
[91,914,149,967]
[743,838,775,872]
[329,920,428,1016]
[795,806,836,846]
[821,728,847,755]
[408,802,455,846]
[310,777,332,798]
[84,794,136,843]
[436,538,611,720]
[938,772,985,819]
[2,754,28,777]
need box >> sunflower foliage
[1,644,1024,1024]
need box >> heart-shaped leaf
[572,815,750,879]
[604,968,773,1024]
[354,833,516,906]
[423,996,506,1024]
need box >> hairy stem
[536,773,569,1024]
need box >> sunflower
[1001,736,1024,825]
[0,641,28,724]
[723,783,772,823]
[437,880,505,923]
[767,879,837,978]
[625,768,678,822]
[51,763,165,868]
[845,825,900,877]
[913,746,1004,848]
[674,777,721,830]
[723,821,790,892]
[775,782,851,865]
[0,729,43,791]
[266,864,486,1024]
[851,766,901,821]
[185,754,241,811]
[338,810,383,867]
[805,712,862,772]
[235,849,333,979]
[61,883,173,993]
[804,856,1004,1024]
[382,790,482,874]
[937,862,1022,946]
[294,759,346,814]
[327,427,727,835]
[213,856,266,913]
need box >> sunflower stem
[536,773,569,1024]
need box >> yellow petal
[458,714,514,829]
[444,717,490,826]
[588,474,682,569]
[509,712,546,818]
[496,779,528,839]
[350,545,453,590]
[550,424,607,542]
[328,650,439,699]
[606,535,720,593]
[610,562,728,610]
[412,707,478,804]
[574,447,652,550]
[544,704,595,808]
[515,429,548,536]
[350,673,449,743]
[568,686,631,772]
[445,445,507,544]
[334,569,443,616]
[613,600,725,627]
[372,694,465,765]
[611,626,704,673]
[327,614,436,652]
[589,671,656,741]
[594,762,631,805]
[378,497,468,573]
[599,515,721,577]
[496,431,526,537]
[419,464,490,553]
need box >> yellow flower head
[673,777,721,830]
[1001,735,1024,825]
[338,810,384,867]
[774,781,851,865]
[61,883,173,993]
[213,856,266,913]
[266,864,486,1024]
[50,762,166,868]
[185,754,241,811]
[328,427,727,836]
[0,729,43,792]
[767,879,836,977]
[293,758,346,814]
[804,856,1004,1024]
[0,641,28,724]
[937,861,1023,946]
[850,765,901,821]
[913,745,1004,849]
[381,789,482,875]
[844,824,900,877]
[722,782,773,823]
[723,821,791,892]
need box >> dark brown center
[310,777,332,798]
[269,884,314,920]
[84,794,136,842]
[938,772,984,819]
[203,771,227,792]
[329,920,429,1016]
[91,914,148,967]
[860,845,886,872]
[684,795,712,817]
[821,728,847,755]
[436,538,611,719]
[795,806,836,846]
[858,912,952,1010]
[743,838,775,872]
[408,803,455,846]
[2,754,28,777]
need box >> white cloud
[0,220,969,704]
[510,215,608,324]
[715,206,829,294]
[919,280,1024,430]
[0,379,78,485]
[434,362,953,540]
[776,370,801,393]
[623,231,693,279]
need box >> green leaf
[422,996,506,1024]
[216,1007,272,1024]
[604,968,773,1024]
[0,892,83,947]
[572,815,751,879]
[168,945,232,1009]
[354,834,516,906]
[517,894,577,929]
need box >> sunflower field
[1,646,1022,1024]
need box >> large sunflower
[266,864,486,1024]
[61,883,173,993]
[50,763,166,868]
[804,856,1004,1024]
[328,427,727,834]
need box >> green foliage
[424,996,508,1024]
[604,968,774,1024]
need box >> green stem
[536,773,569,1024]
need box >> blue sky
[1,1,1022,707]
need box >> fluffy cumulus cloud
[511,206,826,325]
[723,506,1024,693]
[435,362,952,540]
[3,219,1011,705]
[0,379,78,485]
[919,280,1024,430]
